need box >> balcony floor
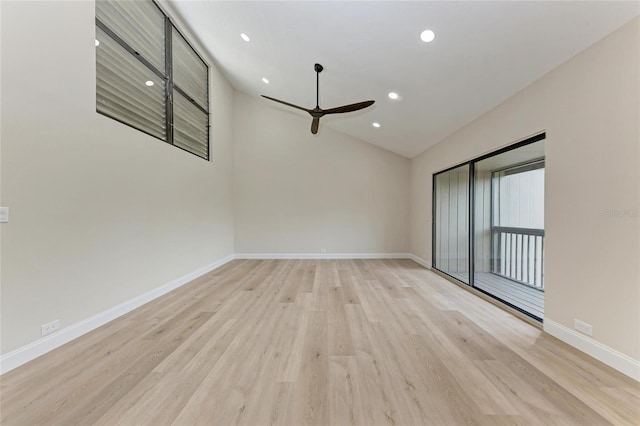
[450,272,544,320]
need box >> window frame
[95,0,210,161]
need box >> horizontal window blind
[96,0,210,160]
[173,30,208,108]
[96,0,165,72]
[96,27,166,140]
[173,90,208,158]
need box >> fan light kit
[388,92,399,100]
[240,33,250,42]
[262,77,269,84]
[372,122,381,128]
[420,30,435,43]
[262,63,375,135]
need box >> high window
[95,0,210,160]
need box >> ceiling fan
[261,63,375,135]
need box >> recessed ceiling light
[145,80,154,87]
[262,77,269,84]
[95,39,100,47]
[420,29,435,43]
[388,92,399,100]
[372,122,381,128]
[240,33,250,42]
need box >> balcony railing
[492,226,544,290]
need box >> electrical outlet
[574,319,593,336]
[41,319,60,336]
[320,248,327,253]
[0,207,9,223]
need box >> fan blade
[311,117,320,134]
[322,100,375,115]
[261,95,311,113]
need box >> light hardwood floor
[1,259,638,425]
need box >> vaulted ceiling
[168,1,639,158]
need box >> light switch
[0,207,9,223]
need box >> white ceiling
[168,1,639,158]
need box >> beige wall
[0,1,235,355]
[411,18,640,360]
[233,93,410,254]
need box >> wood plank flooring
[1,259,638,425]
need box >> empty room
[1,0,639,425]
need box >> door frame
[431,132,546,321]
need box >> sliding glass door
[433,134,545,320]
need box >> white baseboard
[234,252,411,260]
[0,254,235,375]
[544,319,640,381]
[407,253,432,269]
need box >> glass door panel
[473,140,545,320]
[434,164,470,284]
